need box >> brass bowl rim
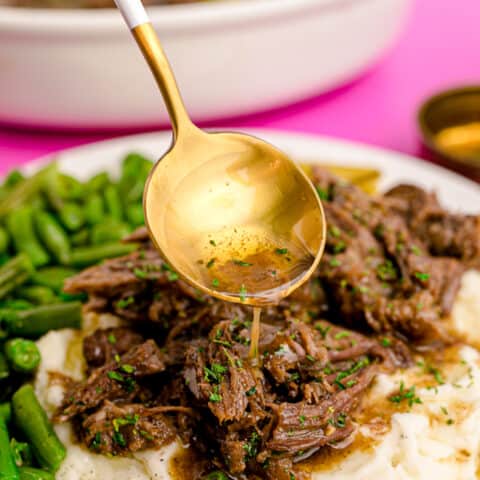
[417,85,480,170]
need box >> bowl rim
[0,0,364,34]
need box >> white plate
[0,0,411,128]
[29,128,480,211]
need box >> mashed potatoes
[34,271,480,480]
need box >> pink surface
[1,0,480,174]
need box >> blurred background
[0,0,479,180]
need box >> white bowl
[0,0,412,129]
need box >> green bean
[121,153,153,179]
[31,267,77,293]
[19,467,54,480]
[29,196,47,211]
[0,300,33,311]
[57,174,84,201]
[119,153,153,204]
[0,416,19,480]
[104,185,123,220]
[5,339,41,374]
[6,208,49,267]
[84,194,105,226]
[0,227,10,254]
[86,172,110,193]
[70,229,89,247]
[58,202,85,232]
[3,171,25,189]
[0,254,10,268]
[58,291,87,303]
[1,302,82,338]
[70,242,137,267]
[125,203,144,227]
[0,352,9,380]
[33,211,70,265]
[10,439,33,468]
[0,163,57,219]
[12,385,66,472]
[0,403,11,423]
[0,254,35,300]
[15,286,57,306]
[91,220,130,245]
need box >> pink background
[1,0,480,174]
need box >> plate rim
[23,128,479,191]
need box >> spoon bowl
[115,3,326,306]
[144,127,326,305]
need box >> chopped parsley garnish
[329,257,341,267]
[315,323,331,338]
[411,245,422,255]
[239,284,247,303]
[161,263,179,281]
[329,226,341,237]
[233,259,253,267]
[209,386,222,403]
[441,406,449,416]
[376,260,398,281]
[422,364,445,385]
[206,258,216,269]
[139,430,154,441]
[120,364,136,374]
[107,371,124,383]
[306,354,315,363]
[212,278,220,288]
[133,268,147,279]
[167,271,179,282]
[346,380,357,388]
[107,333,117,345]
[381,337,392,347]
[113,414,139,431]
[447,419,455,425]
[315,186,329,201]
[213,329,231,347]
[290,372,300,381]
[243,431,260,460]
[430,367,445,385]
[334,331,350,340]
[210,240,217,246]
[204,363,228,384]
[389,381,422,407]
[113,431,126,447]
[414,272,430,281]
[299,415,306,426]
[116,296,134,309]
[333,241,347,254]
[275,248,289,255]
[334,358,370,389]
[246,387,257,397]
[336,412,347,428]
[90,432,102,450]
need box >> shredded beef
[55,168,479,479]
[311,168,476,343]
[83,327,144,371]
[56,340,166,422]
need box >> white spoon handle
[114,0,149,29]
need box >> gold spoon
[114,0,326,307]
